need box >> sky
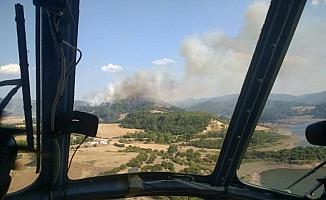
[0,0,326,104]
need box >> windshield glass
[238,1,326,198]
[0,0,38,193]
[69,0,270,179]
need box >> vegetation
[244,147,326,164]
[195,130,226,139]
[188,139,223,149]
[123,131,175,144]
[86,121,326,187]
[98,164,127,176]
[96,126,326,177]
[121,111,213,136]
[248,130,289,149]
[311,103,326,118]
[260,101,307,122]
[112,145,217,175]
[186,92,326,122]
[76,98,181,122]
[76,94,326,178]
[113,143,125,147]
[167,145,178,154]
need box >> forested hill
[1,97,181,122]
[0,99,36,117]
[75,97,182,122]
[121,111,213,136]
[178,91,326,122]
[4,91,325,123]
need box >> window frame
[6,0,308,199]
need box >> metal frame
[211,0,306,187]
[15,4,34,150]
[5,0,308,199]
[35,3,41,173]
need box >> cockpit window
[69,0,269,179]
[0,1,38,193]
[238,1,326,198]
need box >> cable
[57,184,67,200]
[67,136,88,173]
[47,5,83,133]
[52,138,61,184]
[47,11,67,132]
[50,45,67,132]
[65,0,76,27]
[50,40,82,132]
[61,40,82,77]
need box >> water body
[287,122,313,146]
[285,119,325,146]
[258,119,326,198]
[261,168,326,198]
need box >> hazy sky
[0,0,325,103]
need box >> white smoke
[87,0,326,104]
[177,1,269,98]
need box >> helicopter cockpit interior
[1,0,326,199]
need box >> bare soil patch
[97,123,143,138]
[126,143,169,151]
[9,154,38,193]
[68,146,138,179]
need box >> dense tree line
[123,131,175,144]
[76,103,119,122]
[195,130,226,139]
[248,130,289,149]
[187,130,286,149]
[121,111,213,136]
[122,129,227,145]
[259,101,307,122]
[311,103,326,118]
[244,147,326,164]
[188,139,223,149]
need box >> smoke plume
[87,0,326,104]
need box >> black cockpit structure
[3,0,326,199]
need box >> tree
[168,145,178,154]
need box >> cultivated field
[96,123,143,138]
[68,120,225,180]
[8,118,301,194]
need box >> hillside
[267,91,326,104]
[0,97,181,123]
[181,91,326,122]
[75,97,182,122]
[3,91,325,122]
[0,99,36,117]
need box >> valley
[6,91,326,195]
